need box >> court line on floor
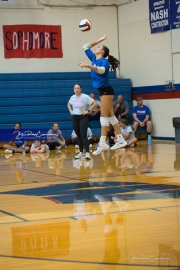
[0,210,28,222]
[0,168,179,187]
[0,254,178,268]
[0,204,179,225]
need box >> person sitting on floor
[111,119,138,148]
[66,127,95,148]
[3,122,30,154]
[47,123,66,150]
[30,139,50,153]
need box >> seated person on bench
[132,97,152,138]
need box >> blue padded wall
[0,72,132,139]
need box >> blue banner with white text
[149,0,170,33]
[0,129,49,142]
[171,0,180,29]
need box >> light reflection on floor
[0,141,180,269]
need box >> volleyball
[79,19,92,32]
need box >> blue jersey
[11,130,24,147]
[132,105,150,121]
[85,49,110,88]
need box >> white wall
[118,0,180,138]
[118,0,174,87]
[0,0,119,73]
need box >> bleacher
[0,71,132,141]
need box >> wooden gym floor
[0,140,180,270]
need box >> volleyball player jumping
[78,34,127,155]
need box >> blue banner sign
[171,0,180,29]
[0,129,49,142]
[149,0,170,33]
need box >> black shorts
[97,85,114,96]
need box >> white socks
[116,134,123,142]
[99,136,106,146]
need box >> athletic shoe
[110,140,127,150]
[61,145,67,149]
[86,152,91,160]
[75,145,79,148]
[55,146,61,150]
[92,144,109,155]
[128,143,137,148]
[74,152,84,159]
[89,144,92,148]
[5,149,13,154]
[129,144,134,148]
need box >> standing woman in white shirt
[67,84,97,159]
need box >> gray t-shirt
[120,126,135,142]
[47,129,62,142]
[69,93,94,115]
[113,100,129,117]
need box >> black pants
[88,111,100,121]
[47,141,60,150]
[72,114,89,152]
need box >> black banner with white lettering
[149,0,170,33]
[171,0,180,29]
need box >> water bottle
[22,144,26,155]
[148,135,152,145]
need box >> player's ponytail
[102,45,120,71]
[108,55,120,71]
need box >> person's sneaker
[110,140,127,150]
[128,143,137,148]
[89,144,92,148]
[93,144,109,155]
[86,152,91,160]
[5,149,13,154]
[74,152,84,159]
[61,144,67,149]
[75,145,79,148]
[56,146,61,150]
[129,144,134,148]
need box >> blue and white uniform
[85,48,110,88]
[83,44,114,96]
